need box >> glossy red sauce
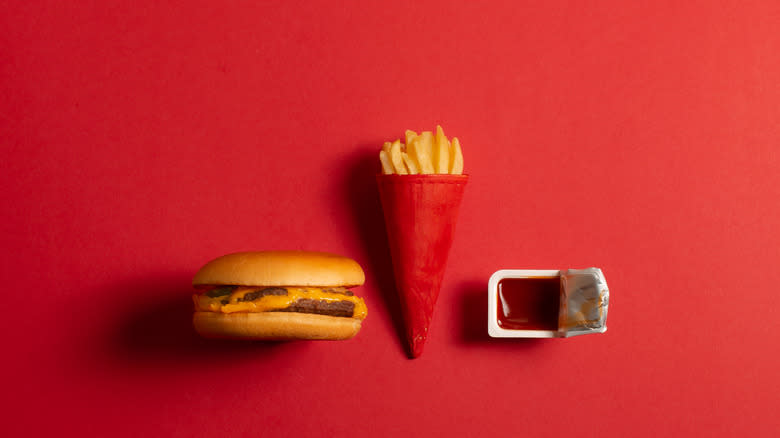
[497,277,560,330]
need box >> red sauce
[497,277,560,331]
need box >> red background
[2,1,779,436]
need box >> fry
[389,140,408,175]
[414,131,435,174]
[402,152,419,174]
[434,125,450,174]
[405,130,418,147]
[405,139,421,173]
[450,137,464,174]
[379,150,394,174]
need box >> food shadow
[107,273,306,369]
[342,146,410,357]
[455,280,545,351]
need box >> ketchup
[497,277,560,330]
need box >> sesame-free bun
[192,251,365,288]
[193,311,362,340]
[191,251,366,341]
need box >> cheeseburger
[192,251,367,340]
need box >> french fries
[450,137,463,174]
[415,131,435,174]
[434,125,450,174]
[402,152,419,174]
[389,140,408,175]
[379,125,464,175]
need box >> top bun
[192,251,366,288]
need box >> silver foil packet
[558,268,609,337]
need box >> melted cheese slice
[193,286,367,320]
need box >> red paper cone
[376,174,468,358]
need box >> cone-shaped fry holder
[376,174,468,358]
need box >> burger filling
[193,286,367,320]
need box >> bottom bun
[193,311,362,340]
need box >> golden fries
[379,150,394,174]
[405,130,417,147]
[415,132,435,174]
[379,126,464,175]
[402,152,419,174]
[450,137,463,174]
[389,140,408,175]
[433,125,450,174]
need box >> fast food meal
[376,126,468,358]
[379,126,464,175]
[192,251,367,340]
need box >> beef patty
[279,298,355,318]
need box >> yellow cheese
[192,286,367,320]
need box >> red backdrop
[2,1,779,436]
